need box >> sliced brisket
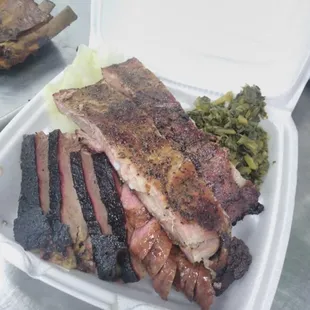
[35,132,50,215]
[92,153,126,243]
[102,57,263,225]
[70,151,123,280]
[80,150,112,235]
[90,152,138,283]
[46,130,72,255]
[71,151,138,283]
[13,135,51,250]
[58,131,94,272]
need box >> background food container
[1,0,310,309]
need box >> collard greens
[188,85,269,186]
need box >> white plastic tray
[0,67,298,310]
[0,0,305,308]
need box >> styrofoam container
[0,0,309,309]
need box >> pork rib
[102,57,264,225]
[54,82,231,264]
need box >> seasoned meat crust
[54,82,231,263]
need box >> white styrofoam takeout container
[1,0,310,309]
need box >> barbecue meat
[13,135,52,249]
[80,151,112,235]
[70,151,124,280]
[213,237,252,296]
[90,152,138,283]
[13,134,76,269]
[54,82,230,265]
[102,57,263,225]
[46,130,74,257]
[129,218,161,261]
[152,256,177,301]
[120,183,250,300]
[143,229,172,277]
[58,131,94,272]
[0,6,77,69]
[72,151,138,283]
[36,132,50,214]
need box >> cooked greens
[187,85,269,186]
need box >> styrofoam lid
[90,0,310,111]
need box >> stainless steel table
[0,1,309,310]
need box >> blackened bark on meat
[92,153,126,243]
[102,58,262,226]
[14,135,52,250]
[47,130,72,254]
[70,152,138,282]
[17,135,41,216]
[213,237,252,296]
[92,153,138,282]
[117,250,139,283]
[48,130,62,221]
[232,202,264,226]
[14,208,51,251]
[91,234,125,281]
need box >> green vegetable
[187,85,270,187]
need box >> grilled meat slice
[120,183,216,308]
[92,153,127,243]
[173,249,199,301]
[152,256,177,301]
[90,152,138,282]
[80,150,112,235]
[36,131,76,268]
[143,230,172,277]
[58,131,94,272]
[120,184,151,229]
[46,130,73,256]
[121,182,249,300]
[129,218,161,261]
[70,151,124,281]
[14,133,76,269]
[102,57,263,225]
[14,135,52,250]
[213,237,252,296]
[35,132,50,214]
[194,265,215,310]
[71,151,138,283]
[54,82,230,264]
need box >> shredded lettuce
[44,44,125,132]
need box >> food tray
[0,69,298,310]
[0,0,308,309]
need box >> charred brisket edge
[18,135,40,216]
[92,153,126,243]
[92,153,138,282]
[70,151,133,281]
[13,134,52,251]
[231,202,265,226]
[47,129,71,255]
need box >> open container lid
[90,0,310,112]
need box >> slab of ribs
[13,58,263,310]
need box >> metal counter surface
[0,1,309,310]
